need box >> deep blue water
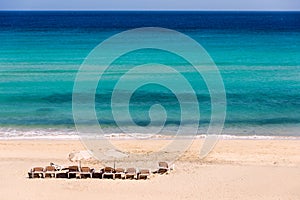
[0,11,299,137]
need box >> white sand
[1,139,300,200]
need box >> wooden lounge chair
[102,167,115,179]
[125,168,136,179]
[114,168,125,179]
[137,169,150,180]
[68,166,80,179]
[29,167,44,178]
[44,166,56,178]
[55,170,68,178]
[80,167,93,178]
[92,170,102,179]
[158,162,170,174]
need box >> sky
[0,0,299,11]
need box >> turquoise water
[0,11,299,138]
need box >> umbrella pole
[78,160,81,169]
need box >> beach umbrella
[103,149,128,169]
[68,150,93,168]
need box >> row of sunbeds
[28,162,170,180]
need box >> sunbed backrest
[140,169,150,174]
[69,166,79,172]
[115,168,124,173]
[159,162,168,168]
[45,166,55,171]
[126,168,136,174]
[103,167,114,173]
[33,167,44,172]
[81,167,90,172]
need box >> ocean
[0,11,299,139]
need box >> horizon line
[0,9,300,12]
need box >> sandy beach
[1,6,299,200]
[1,139,300,200]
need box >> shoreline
[1,124,300,140]
[1,134,300,141]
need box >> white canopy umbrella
[103,149,128,169]
[68,150,93,168]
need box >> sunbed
[29,167,44,178]
[137,169,151,179]
[68,165,80,179]
[44,166,56,178]
[158,162,170,174]
[80,167,93,178]
[114,168,125,179]
[102,167,115,179]
[125,168,136,179]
